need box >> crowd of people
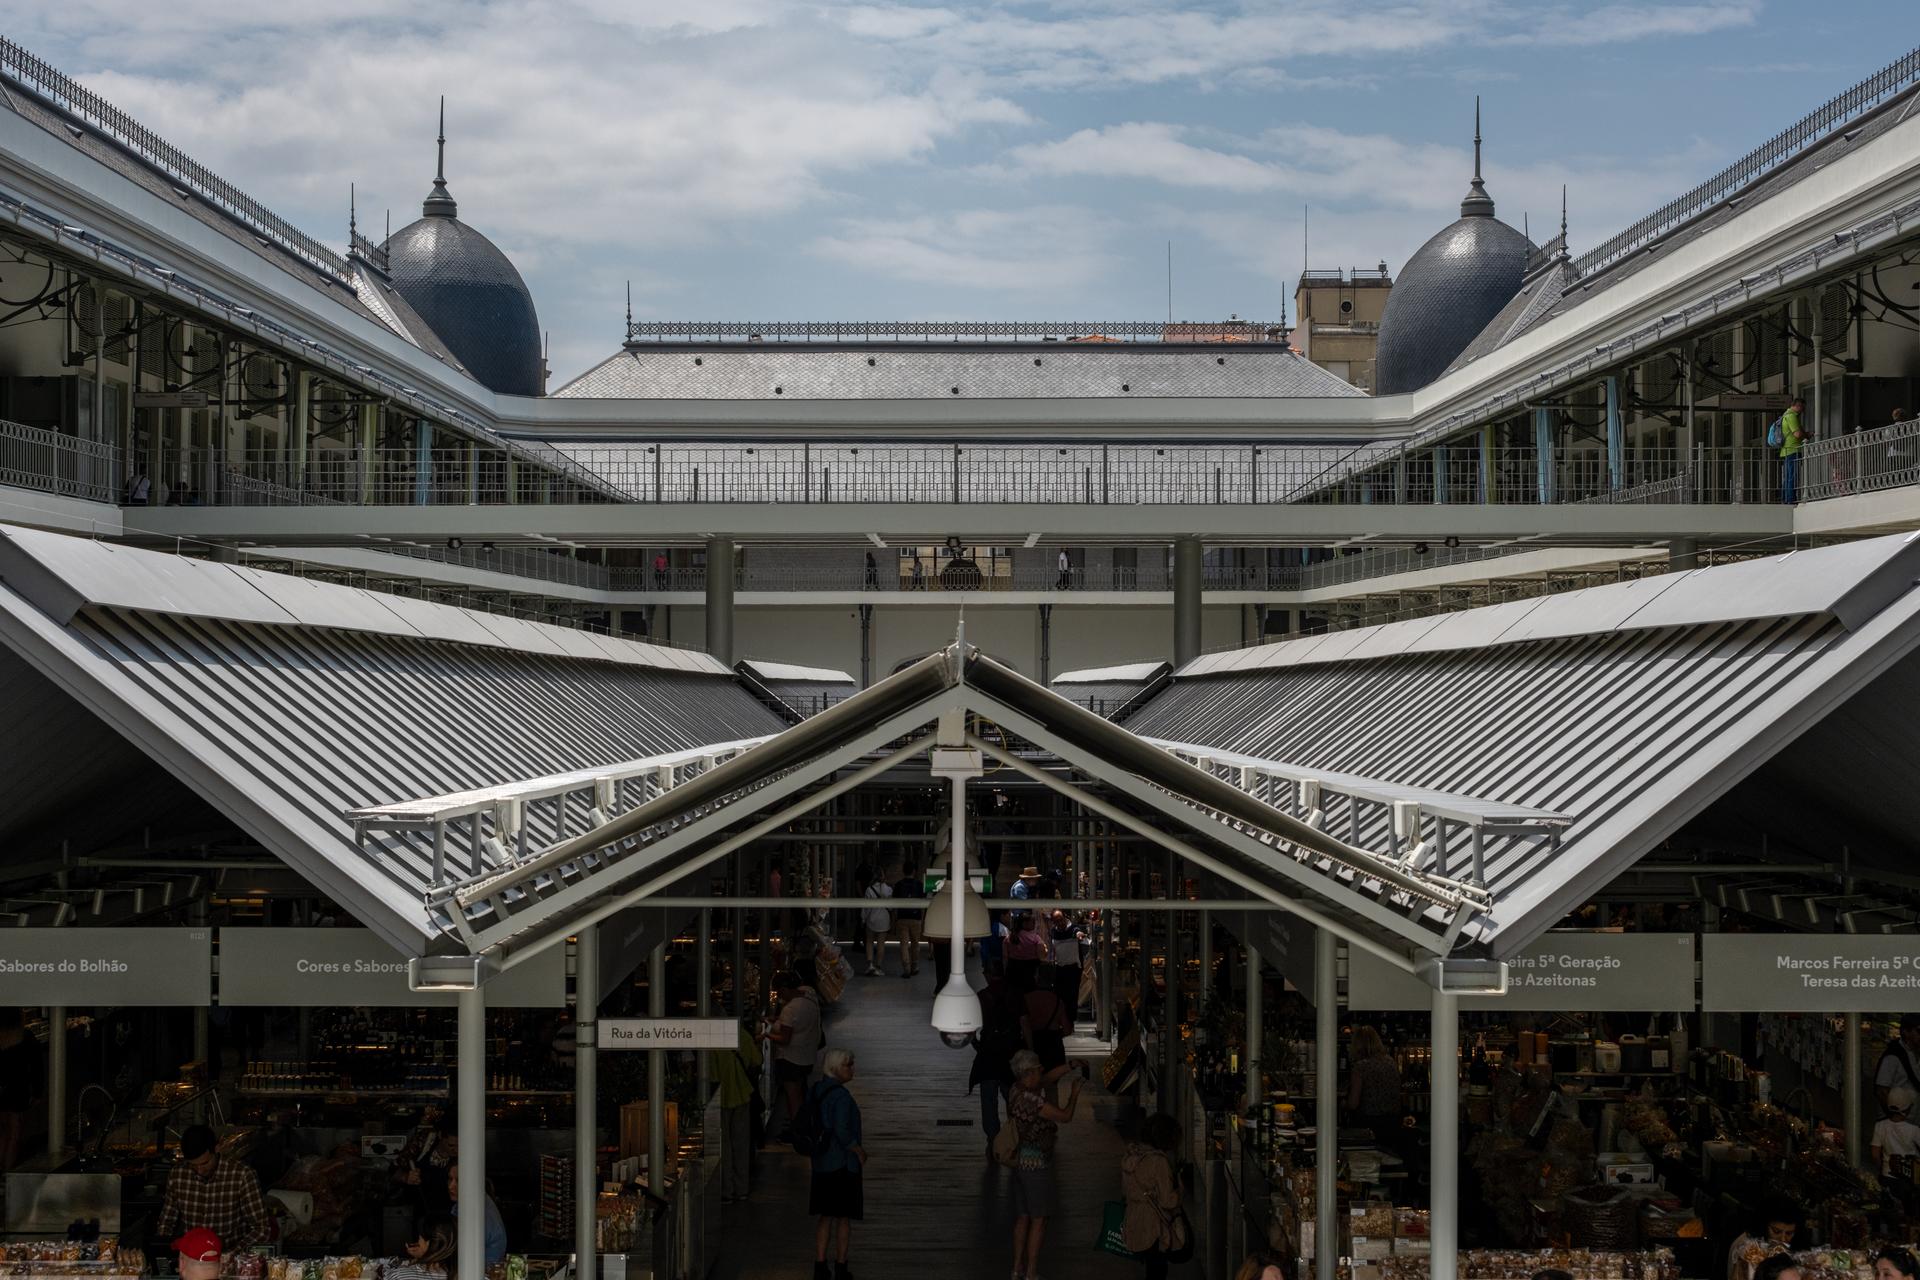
[724,858,1306,1280]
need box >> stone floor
[711,958,1202,1279]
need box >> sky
[9,2,1912,383]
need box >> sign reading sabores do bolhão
[1703,935,1920,1011]
[0,929,211,1005]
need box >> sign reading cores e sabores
[1703,936,1920,1011]
[220,929,564,1007]
[0,929,211,1005]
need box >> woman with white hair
[1006,1047,1083,1280]
[802,1047,866,1280]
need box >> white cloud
[809,207,1120,293]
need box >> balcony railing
[1798,419,1920,502]
[0,418,119,504]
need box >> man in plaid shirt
[156,1126,269,1251]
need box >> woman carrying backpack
[1121,1113,1192,1280]
[798,1048,865,1280]
[860,873,893,977]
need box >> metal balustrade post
[953,444,962,503]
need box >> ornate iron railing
[1573,44,1920,278]
[0,36,355,286]
[0,417,119,503]
[621,319,1287,344]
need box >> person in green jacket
[1780,396,1807,503]
[714,1022,762,1203]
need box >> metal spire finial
[1561,184,1568,239]
[423,95,459,218]
[349,182,356,240]
[1460,95,1495,218]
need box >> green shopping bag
[1097,1200,1133,1258]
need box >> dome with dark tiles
[1373,104,1534,396]
[383,104,543,397]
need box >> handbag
[991,1116,1021,1167]
[1096,1200,1133,1258]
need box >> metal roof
[384,214,543,397]
[738,659,855,684]
[733,659,860,721]
[1127,533,1920,956]
[410,641,1500,976]
[1053,661,1170,684]
[0,529,783,954]
[550,345,1366,400]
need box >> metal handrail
[0,417,119,503]
[0,36,354,286]
[1574,44,1920,277]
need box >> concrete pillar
[575,929,599,1276]
[1315,929,1338,1280]
[1430,987,1460,1280]
[706,536,735,663]
[1173,537,1203,668]
[414,419,432,506]
[292,371,312,491]
[1669,538,1699,571]
[456,988,487,1280]
[1605,376,1624,492]
[1533,407,1554,503]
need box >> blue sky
[10,2,1912,381]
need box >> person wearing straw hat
[1010,867,1042,901]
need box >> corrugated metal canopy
[0,530,784,955]
[1128,533,1920,956]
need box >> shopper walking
[860,872,893,977]
[1121,1114,1190,1280]
[767,972,824,1137]
[804,1048,866,1280]
[1046,910,1087,1013]
[863,551,879,590]
[890,866,924,978]
[1006,910,1050,992]
[1345,1026,1404,1131]
[1022,973,1074,1097]
[715,1020,763,1202]
[1056,548,1072,589]
[971,963,1023,1157]
[1006,1049,1082,1280]
[1777,396,1807,503]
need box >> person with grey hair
[803,1047,865,1280]
[1006,1047,1083,1280]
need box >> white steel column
[1315,929,1338,1280]
[1243,942,1261,1114]
[648,942,667,1188]
[697,908,714,1104]
[47,1007,66,1157]
[457,988,487,1280]
[1430,987,1460,1280]
[575,929,599,1277]
[1845,1012,1863,1167]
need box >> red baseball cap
[173,1229,222,1263]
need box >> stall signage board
[1348,933,1695,1012]
[0,929,210,1005]
[598,1019,740,1050]
[1702,935,1920,1011]
[219,929,564,1007]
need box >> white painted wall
[735,606,862,672]
[872,604,1037,677]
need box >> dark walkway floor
[712,960,1201,1280]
